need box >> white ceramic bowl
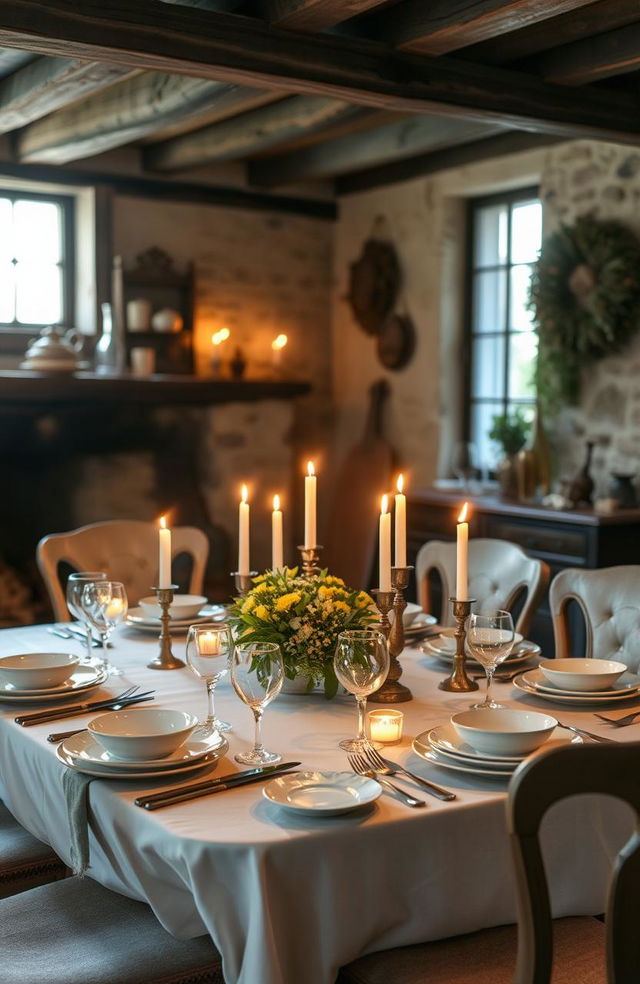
[539,658,626,692]
[0,652,79,690]
[88,708,198,760]
[403,602,423,628]
[451,708,557,757]
[138,594,207,620]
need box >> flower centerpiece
[228,568,376,698]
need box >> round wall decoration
[346,238,400,336]
[376,313,416,370]
[529,215,640,408]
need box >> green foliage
[488,408,530,456]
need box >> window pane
[508,332,538,400]
[472,269,507,334]
[15,264,62,323]
[472,335,505,400]
[0,199,13,263]
[473,204,508,268]
[471,402,503,471]
[0,262,15,322]
[509,264,536,331]
[14,199,61,263]
[510,200,542,264]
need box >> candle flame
[381,493,389,515]
[159,515,167,530]
[271,333,288,351]
[273,493,280,511]
[211,327,230,346]
[396,473,404,494]
[458,502,470,524]
[307,460,315,477]
[241,484,248,504]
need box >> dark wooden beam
[0,1,638,145]
[265,0,392,32]
[144,94,362,171]
[249,115,501,186]
[0,159,337,218]
[361,0,598,56]
[536,21,640,85]
[0,57,134,134]
[336,130,563,195]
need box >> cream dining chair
[550,566,640,672]
[37,520,209,621]
[415,538,549,636]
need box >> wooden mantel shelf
[0,371,311,407]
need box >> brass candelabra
[438,597,479,693]
[297,545,323,578]
[370,566,413,703]
[147,584,185,671]
[232,571,258,596]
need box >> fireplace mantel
[0,371,310,408]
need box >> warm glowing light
[307,460,315,477]
[273,494,280,511]
[159,515,167,530]
[458,502,470,524]
[241,484,248,504]
[211,328,230,346]
[381,494,389,515]
[271,333,288,351]
[396,473,404,494]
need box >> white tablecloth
[0,624,634,984]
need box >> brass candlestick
[297,545,323,578]
[370,567,413,704]
[438,597,479,693]
[147,584,185,671]
[232,571,258,595]
[371,589,394,640]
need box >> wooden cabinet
[407,488,640,655]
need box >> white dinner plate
[0,664,109,702]
[126,604,227,633]
[422,640,539,668]
[263,770,381,816]
[513,672,640,705]
[522,668,640,698]
[426,723,582,767]
[412,740,514,778]
[56,739,228,779]
[61,728,227,771]
[404,614,438,636]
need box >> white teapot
[21,326,83,372]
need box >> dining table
[0,622,635,984]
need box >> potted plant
[489,409,530,499]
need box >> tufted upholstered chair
[0,800,67,899]
[550,566,640,671]
[415,539,549,636]
[37,520,209,622]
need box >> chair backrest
[415,538,549,635]
[508,741,640,984]
[550,567,640,671]
[37,520,209,621]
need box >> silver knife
[15,693,155,727]
[136,762,301,810]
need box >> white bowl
[539,658,626,692]
[0,652,79,690]
[451,708,557,757]
[403,602,423,628]
[88,708,198,760]
[138,594,207,620]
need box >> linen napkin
[61,769,94,876]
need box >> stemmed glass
[65,571,107,664]
[451,441,479,491]
[231,642,284,765]
[466,611,515,710]
[186,623,233,739]
[81,581,128,676]
[334,629,389,752]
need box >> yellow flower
[252,574,266,584]
[254,604,269,620]
[333,600,349,614]
[242,595,256,614]
[356,591,373,608]
[276,592,301,612]
[324,575,345,587]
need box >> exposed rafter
[537,22,640,85]
[265,0,392,32]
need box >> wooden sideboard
[407,488,640,655]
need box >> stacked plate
[403,612,437,642]
[125,603,228,634]
[0,654,108,704]
[513,658,640,706]
[421,631,539,667]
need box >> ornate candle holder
[232,571,258,596]
[147,584,185,671]
[297,545,323,578]
[370,567,413,704]
[438,597,479,693]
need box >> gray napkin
[61,769,94,876]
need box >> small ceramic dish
[88,708,198,760]
[451,708,557,757]
[138,594,208,620]
[539,658,626,693]
[0,652,79,690]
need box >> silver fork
[347,753,426,808]
[595,710,640,728]
[362,745,456,801]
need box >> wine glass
[451,441,479,491]
[81,580,127,676]
[186,623,233,738]
[334,629,389,752]
[66,571,107,663]
[231,642,284,765]
[466,611,515,710]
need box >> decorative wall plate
[376,313,416,370]
[346,239,400,336]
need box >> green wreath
[529,215,640,409]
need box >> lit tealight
[368,709,403,744]
[198,631,221,656]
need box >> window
[466,188,542,471]
[0,190,74,332]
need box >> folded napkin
[61,769,94,876]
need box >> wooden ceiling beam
[16,72,281,163]
[0,1,639,145]
[0,56,134,134]
[536,22,640,85]
[249,115,502,186]
[264,0,392,33]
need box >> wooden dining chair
[550,566,640,672]
[0,800,67,899]
[340,741,640,984]
[37,520,209,621]
[415,538,549,635]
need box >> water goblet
[334,629,389,752]
[186,623,233,738]
[466,611,515,710]
[66,571,107,663]
[451,441,479,491]
[81,580,128,676]
[231,642,284,765]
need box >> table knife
[136,761,301,810]
[15,693,154,727]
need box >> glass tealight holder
[368,709,404,744]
